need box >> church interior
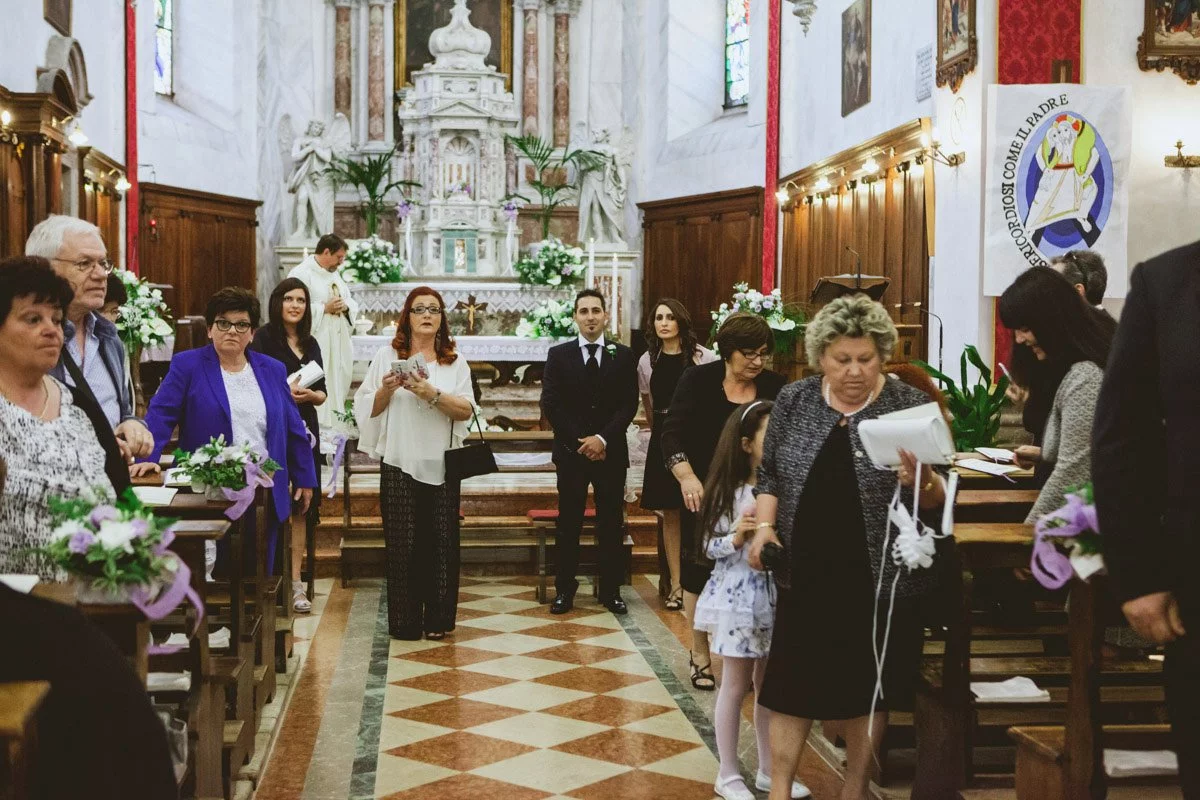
[2,1,1199,799]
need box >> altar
[353,334,568,385]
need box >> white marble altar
[351,279,570,315]
[352,333,565,364]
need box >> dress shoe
[755,770,812,798]
[550,592,575,614]
[600,591,628,615]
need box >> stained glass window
[154,0,174,96]
[725,0,750,107]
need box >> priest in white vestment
[288,233,356,432]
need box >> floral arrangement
[334,399,358,432]
[339,235,405,285]
[516,299,579,339]
[34,487,180,594]
[445,181,472,198]
[501,196,524,222]
[113,269,174,352]
[396,197,417,221]
[513,238,585,287]
[709,283,805,356]
[1030,483,1104,589]
[174,436,279,493]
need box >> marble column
[552,5,570,146]
[367,0,388,141]
[521,0,541,135]
[333,0,353,117]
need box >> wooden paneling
[639,187,763,343]
[138,183,260,318]
[779,119,933,363]
[0,83,72,254]
[77,146,124,265]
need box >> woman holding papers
[998,267,1114,522]
[745,295,948,800]
[251,277,327,612]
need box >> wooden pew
[0,682,50,800]
[955,489,1040,523]
[30,583,150,684]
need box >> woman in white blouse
[355,287,475,641]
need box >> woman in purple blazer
[133,287,317,574]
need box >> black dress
[759,423,925,720]
[641,352,688,510]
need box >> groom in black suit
[540,289,638,614]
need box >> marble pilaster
[552,6,570,146]
[521,0,540,135]
[333,1,353,117]
[366,0,387,141]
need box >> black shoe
[601,592,628,615]
[550,592,575,614]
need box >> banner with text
[984,84,1130,297]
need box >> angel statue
[283,114,352,244]
[577,127,632,248]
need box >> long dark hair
[999,266,1115,370]
[644,298,699,367]
[265,278,315,346]
[393,286,458,365]
[696,400,773,561]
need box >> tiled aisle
[365,576,720,799]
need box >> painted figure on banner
[283,114,352,245]
[1022,113,1108,250]
[577,127,631,248]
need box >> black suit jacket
[540,339,639,467]
[1093,239,1200,604]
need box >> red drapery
[125,0,138,274]
[761,0,782,293]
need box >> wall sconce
[148,217,159,242]
[0,109,11,128]
[920,129,965,167]
[115,176,132,192]
[775,179,804,205]
[814,176,832,193]
[1165,140,1200,169]
[55,114,88,146]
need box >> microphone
[845,246,863,289]
[896,302,945,374]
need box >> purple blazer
[142,344,318,521]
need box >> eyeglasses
[411,306,442,316]
[213,319,253,333]
[55,257,115,275]
[738,349,768,364]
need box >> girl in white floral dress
[694,400,809,800]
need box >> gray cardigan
[1026,361,1104,522]
[756,375,945,597]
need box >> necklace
[0,376,51,420]
[823,378,878,417]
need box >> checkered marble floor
[372,577,721,799]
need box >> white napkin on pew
[970,676,1051,703]
[163,626,230,650]
[494,452,552,467]
[1104,749,1178,778]
[133,486,179,506]
[0,574,39,593]
[147,671,191,692]
[956,458,1023,477]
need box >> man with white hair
[25,215,153,459]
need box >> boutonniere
[605,343,617,358]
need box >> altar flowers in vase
[709,282,805,356]
[173,435,280,520]
[339,235,405,285]
[1030,483,1104,589]
[516,299,579,339]
[514,238,585,287]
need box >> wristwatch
[430,390,442,408]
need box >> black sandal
[689,652,716,691]
[664,586,683,611]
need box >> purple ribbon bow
[222,461,275,521]
[1030,493,1099,590]
[325,434,349,499]
[134,554,206,655]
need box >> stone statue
[282,113,351,244]
[577,127,631,248]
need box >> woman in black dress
[638,299,717,612]
[661,312,784,690]
[250,277,327,613]
[745,295,948,800]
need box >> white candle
[302,246,309,259]
[587,238,595,288]
[610,253,618,335]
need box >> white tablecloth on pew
[352,335,568,364]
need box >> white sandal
[292,581,312,613]
[755,770,812,799]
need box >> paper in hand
[391,353,429,383]
[288,360,325,390]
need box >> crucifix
[453,294,489,335]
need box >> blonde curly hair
[804,294,897,369]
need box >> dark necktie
[585,343,600,380]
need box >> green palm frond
[505,134,608,239]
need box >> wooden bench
[0,681,50,800]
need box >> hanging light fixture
[786,0,818,35]
[68,122,88,146]
[115,176,132,192]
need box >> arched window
[724,0,750,107]
[154,0,174,95]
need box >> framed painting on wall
[44,0,71,36]
[395,0,512,90]
[841,0,871,117]
[1139,0,1200,84]
[936,0,977,91]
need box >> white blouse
[353,345,474,486]
[221,361,268,457]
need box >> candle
[610,253,618,335]
[302,246,309,259]
[587,238,595,289]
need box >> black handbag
[444,406,498,482]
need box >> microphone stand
[845,245,863,289]
[912,303,944,374]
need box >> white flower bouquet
[513,238,585,287]
[173,436,280,502]
[516,299,579,339]
[709,282,806,356]
[114,269,174,351]
[339,235,405,285]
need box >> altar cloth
[352,334,570,364]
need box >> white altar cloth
[352,335,570,363]
[351,281,572,315]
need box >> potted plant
[506,134,607,241]
[324,147,419,237]
[173,436,279,517]
[914,345,1011,451]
